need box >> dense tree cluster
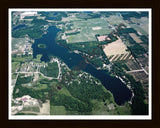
[121,12,148,20]
[12,18,48,39]
[126,74,148,115]
[128,43,147,58]
[66,81,112,102]
[50,94,92,113]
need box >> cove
[32,26,132,105]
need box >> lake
[32,26,132,105]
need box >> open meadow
[129,33,142,43]
[66,18,112,43]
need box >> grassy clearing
[12,73,17,79]
[12,55,33,63]
[35,84,48,90]
[12,62,20,72]
[91,99,117,115]
[33,55,43,63]
[116,106,131,115]
[66,18,112,43]
[50,106,66,115]
[91,99,131,115]
[22,106,40,112]
[91,99,108,115]
[12,38,26,51]
[66,16,80,21]
[40,62,59,78]
[106,15,128,26]
[130,24,148,35]
[131,17,149,35]
[129,33,142,43]
[58,87,72,97]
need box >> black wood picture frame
[0,0,159,128]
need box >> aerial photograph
[9,9,151,119]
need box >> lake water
[32,26,132,105]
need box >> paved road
[15,71,58,80]
[126,68,148,75]
[126,69,144,73]
[142,67,149,75]
[11,72,19,99]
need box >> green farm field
[106,15,128,26]
[12,38,26,51]
[50,106,66,115]
[66,18,112,43]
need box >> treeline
[57,39,98,55]
[128,43,147,58]
[140,35,149,45]
[121,28,137,34]
[12,26,44,39]
[31,18,48,25]
[76,13,101,20]
[44,12,68,21]
[65,31,80,36]
[121,12,148,20]
[126,74,148,115]
[45,16,62,21]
